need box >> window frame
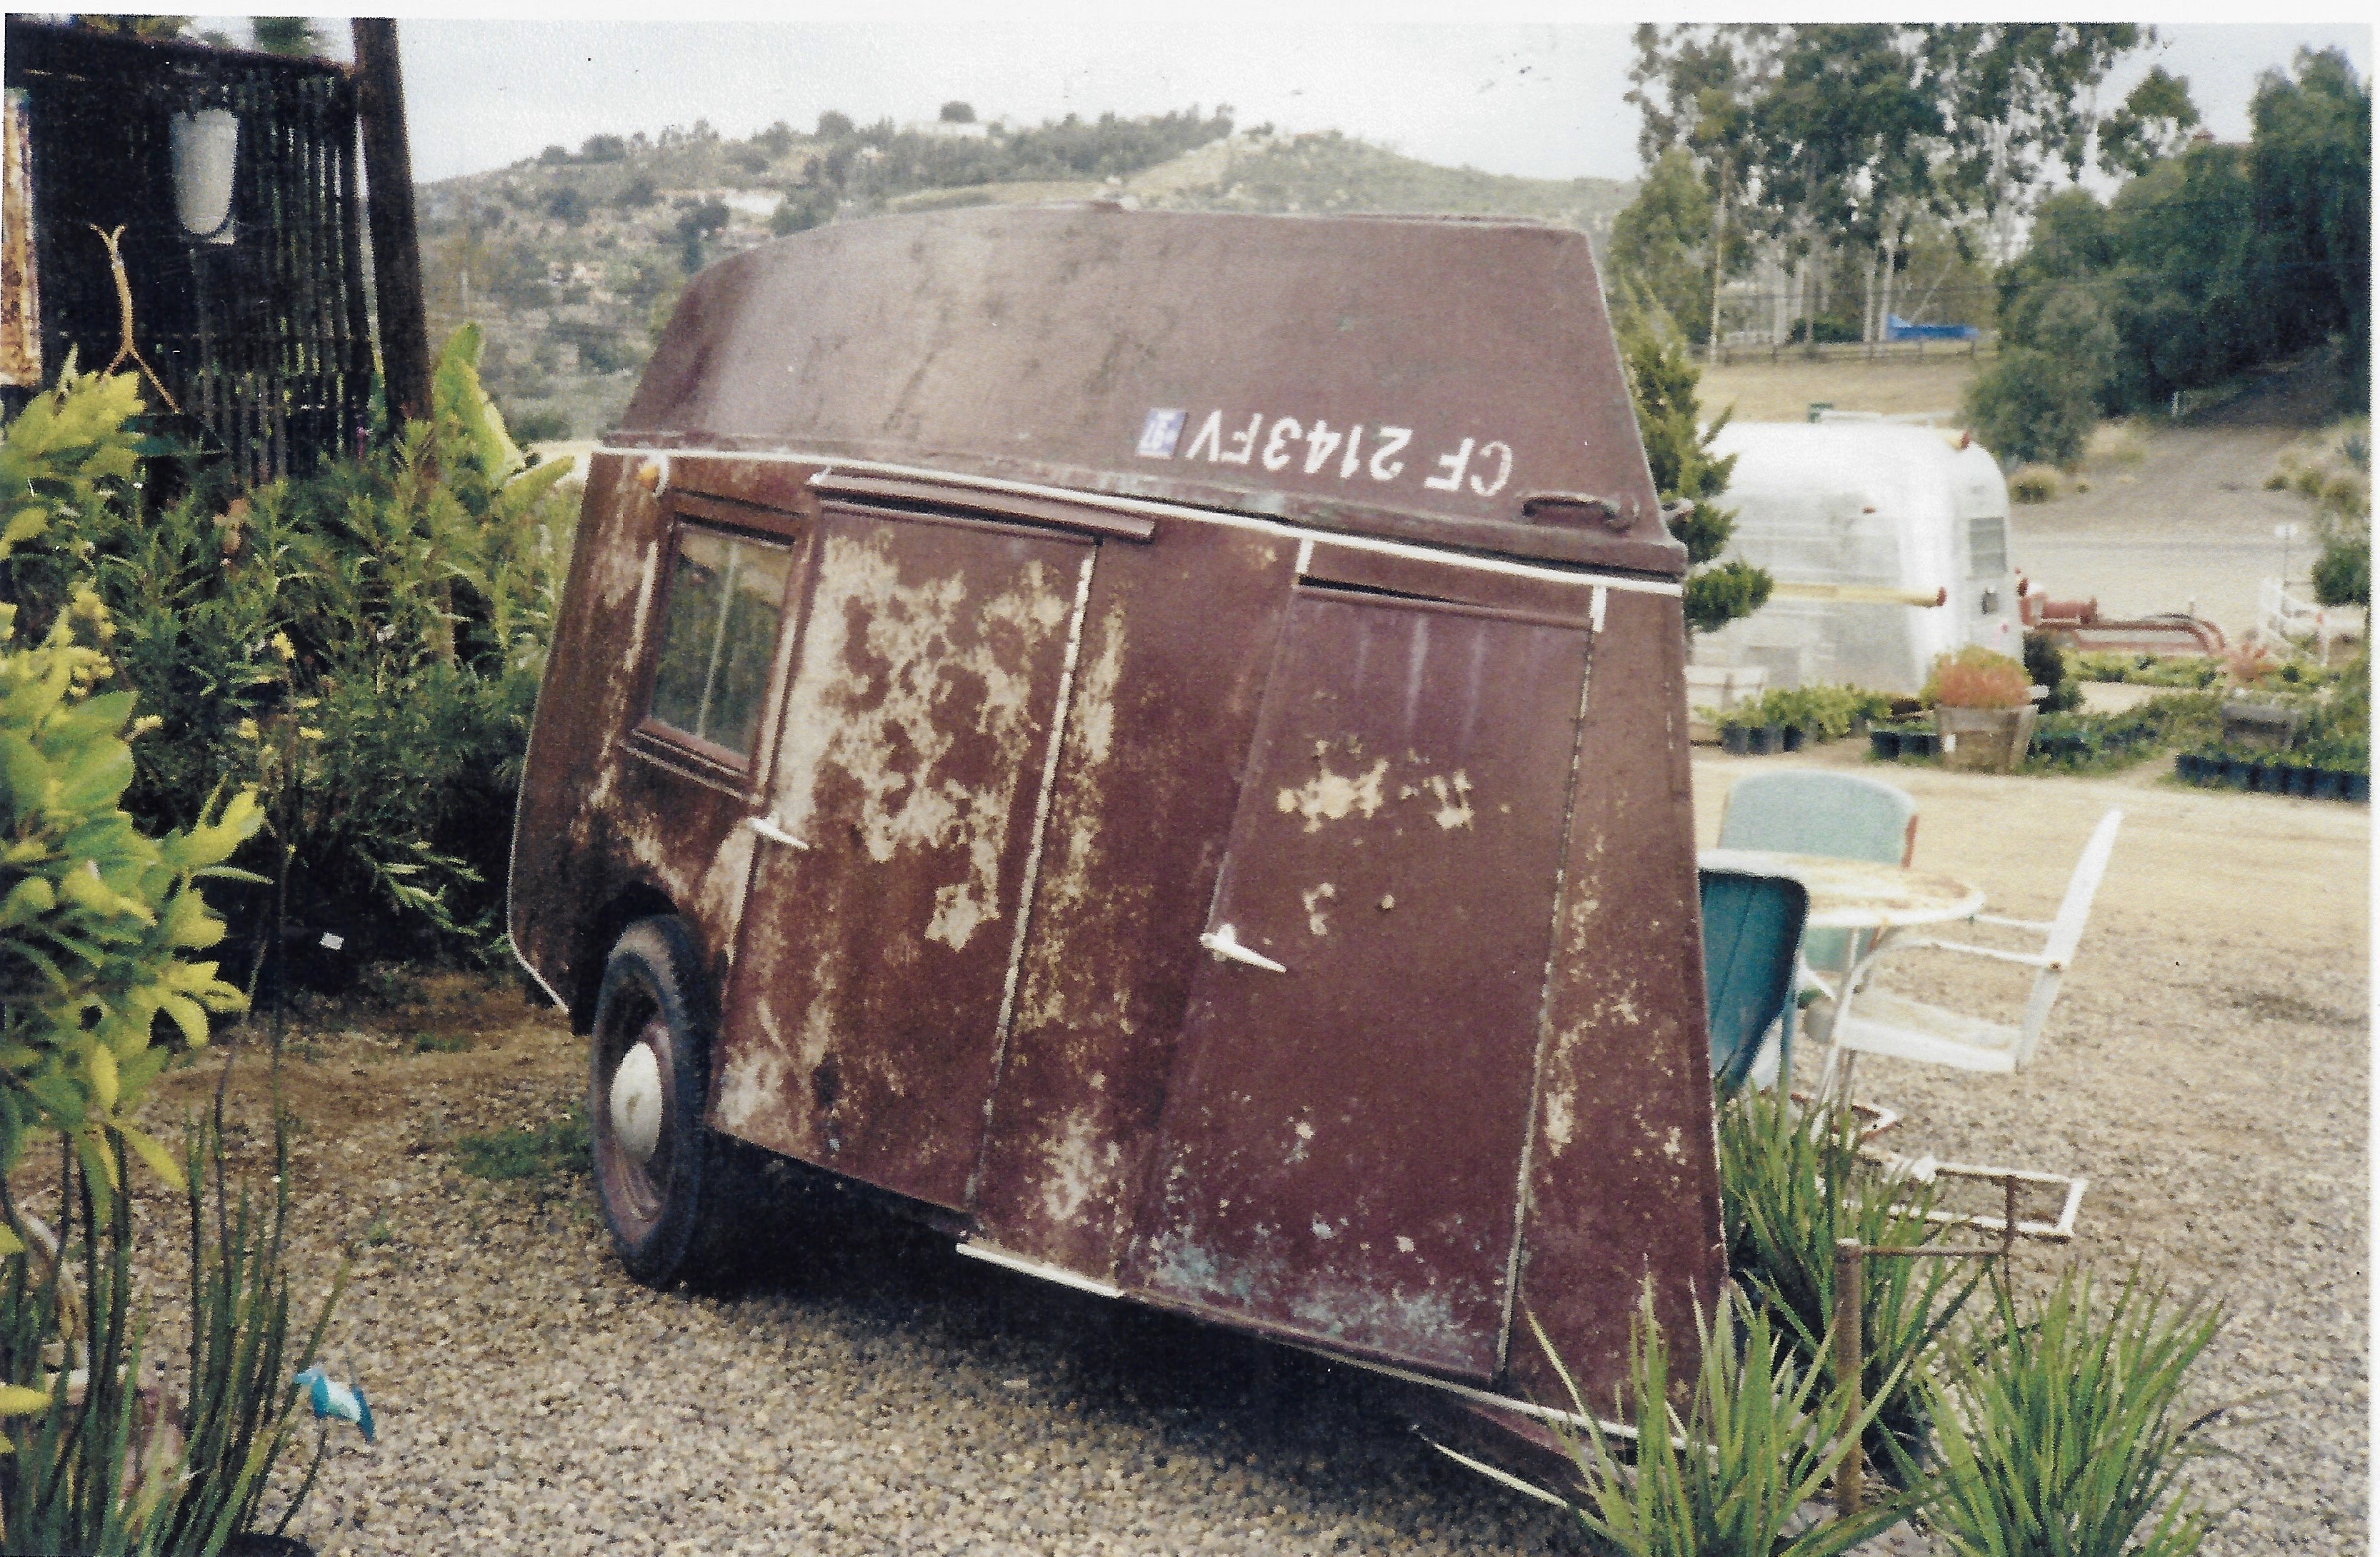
[626,492,809,790]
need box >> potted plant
[1926,646,2036,774]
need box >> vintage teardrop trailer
[508,204,1724,1482]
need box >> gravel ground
[66,751,2367,1556]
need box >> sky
[188,14,2372,189]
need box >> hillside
[414,114,1633,445]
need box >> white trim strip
[1283,1341,1607,1433]
[955,1240,1125,1300]
[592,446,1684,598]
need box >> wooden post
[351,19,431,427]
[1833,1237,1865,1521]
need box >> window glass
[646,525,792,761]
[1968,514,2008,578]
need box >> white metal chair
[1819,808,2123,1088]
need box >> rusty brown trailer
[509,204,1723,1481]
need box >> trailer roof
[619,205,1681,576]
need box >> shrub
[1545,1282,1916,1557]
[509,408,573,444]
[1924,1266,2227,1557]
[1925,646,2032,709]
[1966,349,2096,469]
[2023,630,2081,713]
[3,340,576,961]
[2007,465,2062,504]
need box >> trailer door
[711,504,1090,1211]
[1126,585,1591,1379]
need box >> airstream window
[646,525,792,762]
[1969,514,2008,577]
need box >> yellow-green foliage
[0,596,261,1206]
[0,368,144,566]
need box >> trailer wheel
[589,916,724,1286]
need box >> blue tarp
[1885,313,1979,342]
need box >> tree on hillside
[817,110,856,140]
[2252,48,2371,391]
[1924,26,2154,262]
[939,101,976,124]
[1604,148,1715,341]
[1620,324,1771,635]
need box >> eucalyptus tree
[1756,25,1944,349]
[1626,24,1781,362]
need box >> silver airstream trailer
[1694,421,2021,694]
[508,204,1726,1482]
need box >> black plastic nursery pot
[1870,729,1902,760]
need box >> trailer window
[1968,514,2008,578]
[647,525,793,762]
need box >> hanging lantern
[169,108,238,243]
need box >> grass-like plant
[144,1113,346,1554]
[1541,1283,1918,1557]
[1921,1265,2229,1557]
[454,1103,591,1185]
[0,1116,345,1555]
[1716,1087,1984,1486]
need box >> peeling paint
[620,540,659,672]
[1073,608,1126,766]
[1543,1081,1577,1158]
[1301,882,1337,936]
[1276,756,1389,831]
[1425,771,1475,830]
[771,533,1071,953]
[1661,1126,1684,1162]
[1039,1111,1121,1226]
[1396,1234,1416,1253]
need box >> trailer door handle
[746,815,810,851]
[1199,923,1286,973]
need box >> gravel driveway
[100,751,2364,1556]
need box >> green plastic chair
[1715,771,1919,1081]
[1699,869,1809,1096]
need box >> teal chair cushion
[1700,869,1809,1096]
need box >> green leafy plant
[1543,1283,1917,1557]
[0,591,260,1213]
[1716,1088,1983,1483]
[2022,631,2081,714]
[1923,1265,2229,1557]
[4,339,575,961]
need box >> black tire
[589,915,725,1286]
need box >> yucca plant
[1716,1086,1985,1484]
[1542,1283,1919,1557]
[1922,1265,2229,1557]
[141,1112,345,1555]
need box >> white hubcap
[609,1042,664,1164]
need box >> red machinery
[2016,574,2226,656]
